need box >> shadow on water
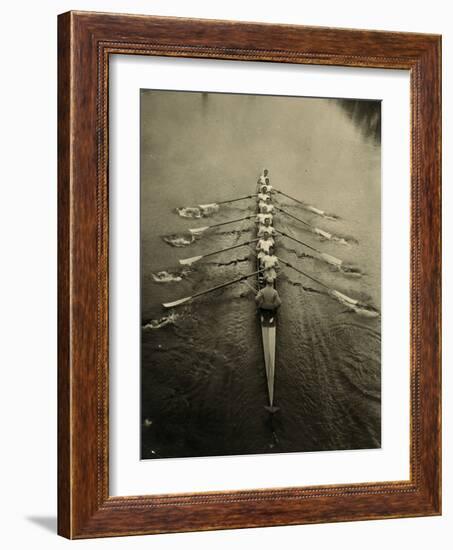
[334,98,381,143]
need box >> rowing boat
[162,173,370,413]
[256,195,279,414]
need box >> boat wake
[338,302,380,318]
[280,244,363,276]
[312,227,358,246]
[163,234,195,247]
[329,290,380,318]
[281,276,328,296]
[282,276,377,317]
[207,257,250,267]
[305,206,339,220]
[151,269,191,283]
[217,228,253,237]
[142,312,180,330]
[176,203,220,218]
[341,265,363,277]
[280,243,315,261]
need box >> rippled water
[140,91,381,459]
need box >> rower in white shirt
[257,217,276,238]
[259,197,275,214]
[257,225,277,238]
[256,232,274,264]
[255,211,273,225]
[261,247,279,282]
[257,189,270,203]
[258,168,269,185]
[259,181,273,194]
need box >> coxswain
[255,278,282,319]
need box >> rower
[259,204,271,216]
[255,278,282,323]
[257,217,276,238]
[259,196,275,214]
[256,232,274,264]
[259,180,273,194]
[255,211,273,226]
[258,168,269,185]
[261,246,279,282]
[257,187,271,203]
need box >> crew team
[254,169,282,314]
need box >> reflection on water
[140,90,381,459]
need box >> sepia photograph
[140,89,381,460]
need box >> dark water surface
[140,91,381,459]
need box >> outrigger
[163,170,376,413]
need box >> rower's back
[256,284,282,311]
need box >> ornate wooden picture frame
[58,11,441,539]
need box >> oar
[163,270,262,308]
[275,229,342,267]
[274,189,307,207]
[278,257,329,289]
[211,194,256,206]
[189,215,254,235]
[275,206,311,228]
[179,194,256,214]
[275,188,338,218]
[179,238,259,265]
[276,207,333,239]
[278,257,358,305]
[275,188,339,219]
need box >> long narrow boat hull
[261,321,276,406]
[256,180,279,413]
[259,303,279,413]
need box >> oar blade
[330,289,358,305]
[189,226,209,235]
[179,255,202,265]
[162,296,191,308]
[163,269,260,310]
[321,252,342,267]
[314,227,332,240]
[307,205,324,216]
